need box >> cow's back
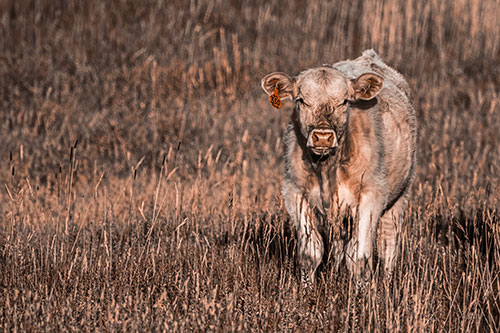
[333,49,413,101]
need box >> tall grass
[1,0,499,330]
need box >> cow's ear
[261,72,294,100]
[349,73,384,101]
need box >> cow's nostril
[313,133,319,143]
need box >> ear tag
[270,86,282,109]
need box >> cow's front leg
[285,185,324,287]
[346,192,382,276]
[297,206,324,287]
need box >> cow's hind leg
[377,192,408,274]
[284,185,324,287]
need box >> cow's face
[262,68,383,157]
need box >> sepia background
[1,0,499,330]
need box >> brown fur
[262,50,416,283]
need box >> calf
[261,50,416,284]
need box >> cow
[261,50,416,285]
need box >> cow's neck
[291,109,351,214]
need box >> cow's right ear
[261,72,294,100]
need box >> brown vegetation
[1,0,499,330]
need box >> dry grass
[1,0,499,331]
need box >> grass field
[1,0,499,330]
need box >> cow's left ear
[349,73,384,101]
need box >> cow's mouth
[309,147,336,161]
[310,147,331,156]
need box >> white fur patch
[356,194,381,260]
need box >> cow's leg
[377,192,408,274]
[284,184,323,287]
[346,192,382,276]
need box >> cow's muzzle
[307,128,338,156]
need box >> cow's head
[262,67,383,158]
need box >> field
[1,0,499,331]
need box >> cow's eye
[335,100,349,109]
[295,98,311,109]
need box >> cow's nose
[311,129,336,148]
